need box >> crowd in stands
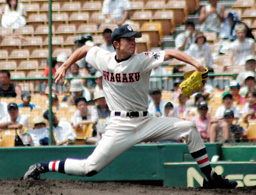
[0,0,256,146]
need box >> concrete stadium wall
[0,143,222,181]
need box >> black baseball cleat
[203,172,238,189]
[23,163,46,180]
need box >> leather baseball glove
[179,68,208,97]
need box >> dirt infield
[0,179,256,195]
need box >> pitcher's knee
[86,170,98,177]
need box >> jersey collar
[115,55,131,63]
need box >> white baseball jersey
[86,47,165,111]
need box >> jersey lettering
[102,71,140,83]
[128,73,135,82]
[116,73,121,82]
[122,73,128,83]
[134,72,140,81]
[110,73,115,82]
[103,71,110,81]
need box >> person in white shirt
[147,88,166,117]
[239,71,256,98]
[214,92,240,119]
[175,21,196,53]
[100,28,115,52]
[43,110,76,146]
[240,91,256,123]
[0,102,28,131]
[67,79,91,105]
[102,0,130,26]
[236,55,256,85]
[70,97,97,129]
[199,0,224,34]
[71,97,97,145]
[1,0,26,29]
[162,101,178,118]
[26,116,49,146]
[66,63,82,78]
[229,23,255,66]
[187,31,213,67]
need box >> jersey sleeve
[85,46,110,71]
[141,51,165,72]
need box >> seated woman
[187,31,213,67]
[241,91,256,123]
[1,0,26,29]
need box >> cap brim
[121,31,142,38]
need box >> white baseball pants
[65,115,205,176]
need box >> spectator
[18,92,35,110]
[187,31,213,67]
[209,109,245,143]
[102,0,130,26]
[43,110,76,146]
[67,79,85,106]
[0,102,28,131]
[228,80,246,105]
[66,63,82,78]
[74,34,94,51]
[175,21,196,53]
[239,71,256,97]
[100,28,115,52]
[56,52,67,71]
[185,93,206,119]
[71,97,97,129]
[220,12,240,41]
[94,71,103,93]
[162,101,178,118]
[236,55,256,85]
[74,34,97,80]
[42,57,57,77]
[0,70,22,99]
[91,90,110,120]
[148,88,166,117]
[190,101,210,142]
[199,0,225,35]
[229,23,255,66]
[1,0,26,29]
[26,116,49,146]
[220,12,255,42]
[241,91,256,123]
[215,92,240,119]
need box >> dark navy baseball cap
[197,100,208,109]
[224,109,234,118]
[7,102,18,110]
[111,24,142,43]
